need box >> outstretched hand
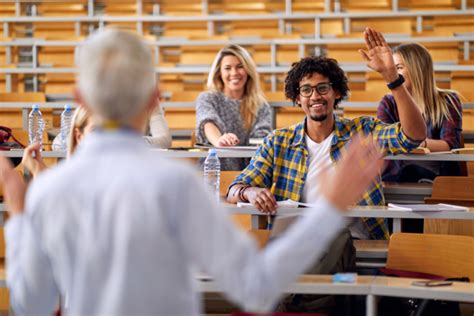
[319,135,383,211]
[0,156,26,215]
[359,27,398,83]
[217,133,240,147]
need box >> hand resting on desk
[229,135,384,213]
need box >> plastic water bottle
[203,148,221,203]
[28,104,44,148]
[59,104,73,150]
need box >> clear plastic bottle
[203,148,221,203]
[28,104,44,148]
[59,104,73,150]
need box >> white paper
[387,203,468,212]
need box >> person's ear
[295,97,302,107]
[74,127,83,144]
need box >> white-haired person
[195,44,272,170]
[0,28,383,315]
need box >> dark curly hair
[284,56,349,108]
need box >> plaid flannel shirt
[232,115,421,240]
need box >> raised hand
[359,27,398,83]
[21,143,47,178]
[319,135,383,211]
[0,156,26,215]
[217,133,240,146]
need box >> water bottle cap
[208,148,217,155]
[32,104,39,110]
[64,104,72,111]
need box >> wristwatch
[386,74,405,90]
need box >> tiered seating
[156,0,203,16]
[0,92,50,129]
[291,0,326,12]
[0,0,472,133]
[451,70,474,103]
[341,0,392,11]
[289,18,344,37]
[399,0,460,10]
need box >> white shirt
[147,105,172,148]
[302,132,335,204]
[5,130,346,316]
[302,132,369,239]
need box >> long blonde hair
[67,106,91,157]
[207,44,266,130]
[393,43,461,127]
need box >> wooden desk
[198,274,374,296]
[370,276,474,303]
[385,154,474,162]
[226,205,474,232]
[198,275,474,316]
[0,148,257,159]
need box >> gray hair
[76,28,156,125]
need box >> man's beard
[309,113,328,122]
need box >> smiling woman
[195,44,273,170]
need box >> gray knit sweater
[195,91,273,170]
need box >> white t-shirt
[302,132,335,204]
[303,132,369,239]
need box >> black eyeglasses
[298,82,332,98]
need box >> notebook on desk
[410,147,474,155]
[387,203,468,212]
[194,143,258,151]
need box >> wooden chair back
[426,176,474,203]
[386,233,474,281]
[220,170,240,197]
[220,170,253,231]
[248,229,271,249]
[424,176,474,236]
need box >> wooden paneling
[275,107,305,128]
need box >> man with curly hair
[227,28,426,241]
[226,28,426,313]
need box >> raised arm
[0,157,60,314]
[21,143,47,178]
[148,105,172,148]
[359,27,426,141]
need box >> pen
[267,183,276,230]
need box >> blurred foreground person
[1,29,382,315]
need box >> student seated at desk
[377,42,463,182]
[0,28,384,315]
[195,44,272,170]
[227,28,426,241]
[22,106,94,177]
[146,105,172,148]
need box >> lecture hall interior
[0,0,473,315]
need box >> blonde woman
[377,42,463,181]
[22,107,94,177]
[195,44,272,170]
